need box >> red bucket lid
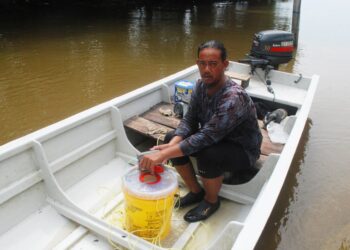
[139,172,161,184]
[154,165,164,174]
[138,165,164,184]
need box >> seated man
[139,40,262,222]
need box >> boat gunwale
[232,74,319,250]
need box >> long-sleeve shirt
[174,78,262,167]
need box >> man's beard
[206,80,219,89]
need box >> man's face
[197,48,228,88]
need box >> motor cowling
[249,30,294,68]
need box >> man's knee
[196,146,217,162]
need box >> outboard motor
[240,30,294,70]
[239,30,295,99]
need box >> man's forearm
[161,143,184,160]
[169,135,183,145]
[140,142,185,171]
[140,135,185,170]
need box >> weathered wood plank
[142,103,181,129]
[124,116,173,141]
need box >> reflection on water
[83,39,104,99]
[128,8,148,58]
[234,1,249,29]
[273,1,292,31]
[1,1,350,249]
[183,9,192,35]
[256,119,312,249]
[212,2,232,29]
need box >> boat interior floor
[0,156,251,250]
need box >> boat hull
[0,62,318,250]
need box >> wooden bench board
[142,103,181,129]
[124,116,173,141]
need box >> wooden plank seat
[124,116,173,142]
[142,103,180,129]
[124,102,284,164]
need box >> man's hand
[139,136,184,174]
[151,143,172,151]
[139,151,166,174]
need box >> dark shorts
[165,131,258,182]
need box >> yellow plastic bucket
[122,166,178,241]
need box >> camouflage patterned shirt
[174,78,262,167]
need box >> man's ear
[223,60,229,68]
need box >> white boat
[0,59,318,249]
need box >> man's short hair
[197,40,227,61]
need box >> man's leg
[164,131,204,207]
[201,175,224,203]
[183,142,247,223]
[175,162,202,194]
[173,162,205,208]
[182,153,224,222]
[165,131,201,192]
[183,174,222,223]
